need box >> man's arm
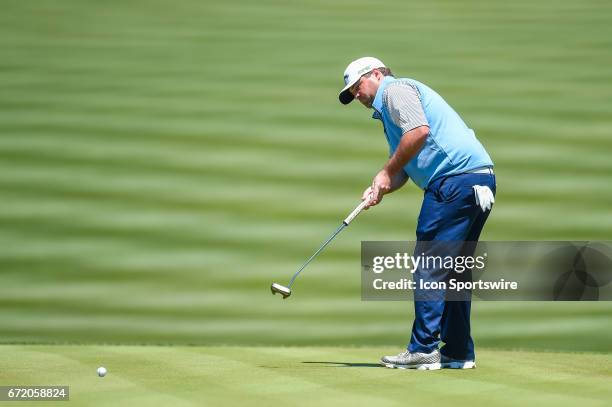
[368,125,429,206]
[384,125,429,180]
[388,168,410,193]
[365,82,430,207]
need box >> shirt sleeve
[384,83,429,134]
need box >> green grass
[0,0,611,405]
[0,0,610,348]
[1,345,610,407]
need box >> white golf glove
[472,185,495,212]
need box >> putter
[271,196,371,299]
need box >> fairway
[1,0,611,349]
[1,345,610,406]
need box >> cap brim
[339,86,355,104]
[338,72,365,104]
[339,90,354,104]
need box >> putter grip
[343,199,369,226]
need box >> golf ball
[97,367,107,377]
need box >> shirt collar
[371,76,395,119]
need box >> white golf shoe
[380,349,441,370]
[440,354,476,369]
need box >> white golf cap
[338,56,386,104]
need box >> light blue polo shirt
[372,76,494,189]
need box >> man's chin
[360,99,373,109]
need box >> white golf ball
[97,367,107,377]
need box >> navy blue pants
[407,171,496,360]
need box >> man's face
[350,70,382,108]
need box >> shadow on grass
[301,361,381,368]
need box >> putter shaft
[288,223,346,288]
[276,197,370,295]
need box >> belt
[464,166,494,175]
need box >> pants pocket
[438,177,462,202]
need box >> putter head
[271,283,291,299]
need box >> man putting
[339,57,496,370]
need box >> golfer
[339,57,496,370]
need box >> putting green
[1,345,610,406]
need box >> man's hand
[361,168,409,209]
[369,169,392,207]
[361,186,374,209]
